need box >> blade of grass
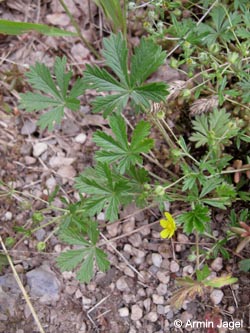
[0,19,76,37]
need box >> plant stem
[196,231,200,269]
[58,0,100,59]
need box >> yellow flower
[160,212,176,239]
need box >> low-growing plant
[18,30,250,286]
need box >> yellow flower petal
[164,212,174,223]
[160,219,168,228]
[160,229,170,239]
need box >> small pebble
[106,223,120,237]
[210,290,224,305]
[14,264,24,273]
[97,212,105,221]
[227,306,235,314]
[46,177,57,191]
[75,289,82,299]
[170,260,180,273]
[123,218,135,234]
[128,233,142,247]
[211,257,223,272]
[4,211,12,220]
[143,298,151,312]
[156,271,170,284]
[24,156,36,165]
[124,267,135,278]
[74,133,87,144]
[177,233,189,243]
[156,283,168,296]
[21,120,37,135]
[131,305,143,321]
[152,253,163,268]
[119,307,129,317]
[183,265,194,276]
[152,294,164,305]
[82,296,92,306]
[157,305,165,315]
[34,229,46,241]
[145,312,158,322]
[116,277,129,292]
[57,165,76,181]
[33,142,48,157]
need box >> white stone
[131,305,143,321]
[46,177,57,190]
[227,306,235,314]
[116,277,129,292]
[152,253,163,268]
[156,271,170,284]
[106,223,119,237]
[123,218,135,233]
[143,298,151,312]
[74,133,87,144]
[210,289,224,305]
[152,294,164,305]
[123,244,133,254]
[156,283,168,296]
[170,260,180,273]
[57,165,76,181]
[4,211,12,220]
[177,233,189,243]
[82,295,92,305]
[24,156,36,165]
[119,307,129,317]
[97,212,105,221]
[183,265,194,276]
[145,312,158,322]
[49,156,75,168]
[211,257,223,272]
[33,142,48,157]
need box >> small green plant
[19,57,86,131]
[18,30,250,284]
[170,265,237,309]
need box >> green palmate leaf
[178,205,210,234]
[56,227,110,283]
[102,32,129,86]
[0,19,76,36]
[83,33,168,116]
[75,162,133,221]
[196,265,210,282]
[189,108,239,149]
[19,56,86,130]
[130,38,166,85]
[197,6,240,46]
[199,177,222,198]
[93,114,154,173]
[239,259,250,272]
[91,94,129,116]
